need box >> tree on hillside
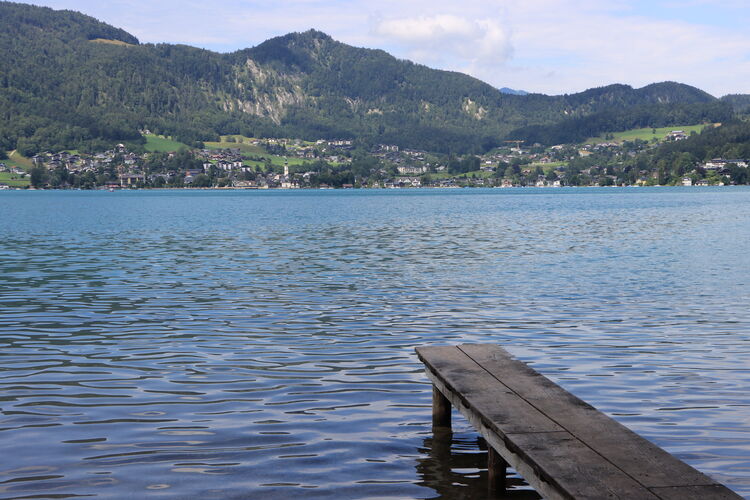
[30,166,47,188]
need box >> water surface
[1,187,750,498]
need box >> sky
[29,0,750,96]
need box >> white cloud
[373,14,513,67]
[375,15,475,42]
[498,2,750,96]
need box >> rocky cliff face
[226,58,307,124]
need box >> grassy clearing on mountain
[205,136,267,155]
[586,124,714,144]
[144,135,190,152]
[529,161,567,168]
[90,38,135,47]
[5,151,33,170]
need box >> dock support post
[432,385,451,429]
[488,447,507,494]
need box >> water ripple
[1,188,750,498]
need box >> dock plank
[458,344,722,489]
[415,344,742,500]
[649,485,743,500]
[418,346,659,499]
[507,431,660,499]
[418,346,563,435]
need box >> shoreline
[4,184,738,192]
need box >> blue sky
[30,0,750,96]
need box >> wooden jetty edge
[416,344,741,500]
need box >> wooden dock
[416,344,741,499]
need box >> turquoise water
[1,187,750,498]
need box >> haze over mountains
[0,1,744,154]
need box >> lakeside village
[2,130,748,190]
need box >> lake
[1,187,750,499]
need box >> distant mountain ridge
[721,94,750,114]
[507,83,729,145]
[0,1,734,154]
[500,87,528,96]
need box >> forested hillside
[508,100,732,146]
[0,1,736,154]
[645,120,750,181]
[721,95,750,114]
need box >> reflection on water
[416,427,539,499]
[1,188,750,498]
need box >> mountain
[0,2,735,154]
[721,94,750,114]
[507,83,730,145]
[500,87,528,96]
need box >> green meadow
[239,155,308,170]
[90,38,136,47]
[429,170,495,180]
[529,161,567,168]
[4,150,33,170]
[585,124,713,144]
[205,136,312,170]
[143,134,190,152]
[0,171,30,187]
[205,135,267,155]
